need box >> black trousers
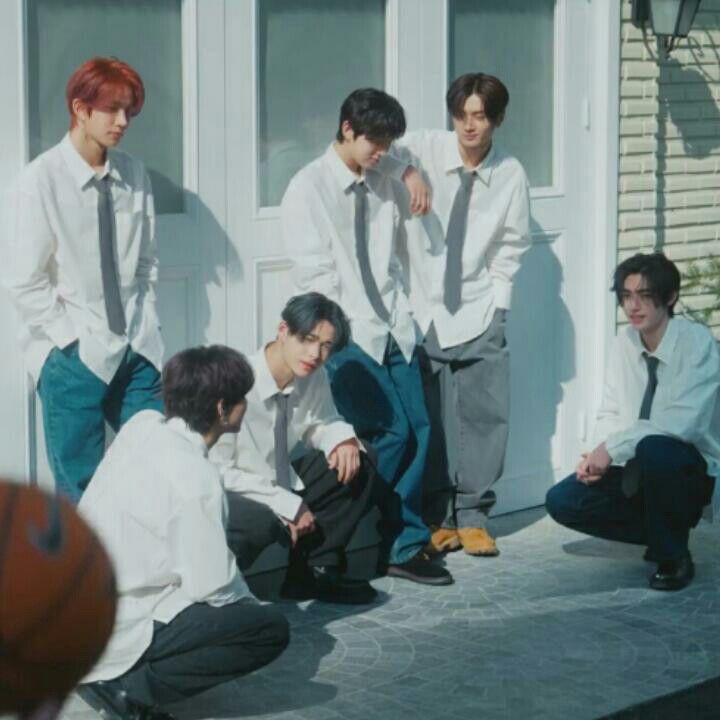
[546,435,715,562]
[226,449,381,572]
[104,600,289,706]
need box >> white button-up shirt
[211,347,356,521]
[79,410,251,683]
[281,143,417,363]
[1,134,163,383]
[594,316,720,504]
[384,130,530,349]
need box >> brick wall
[619,0,720,335]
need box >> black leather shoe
[649,555,694,591]
[77,682,175,720]
[281,567,377,605]
[386,551,454,586]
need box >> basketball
[0,480,117,714]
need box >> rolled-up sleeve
[211,431,303,522]
[302,370,356,457]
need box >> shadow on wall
[155,190,243,360]
[498,226,576,518]
[652,28,720,252]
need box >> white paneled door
[224,0,619,514]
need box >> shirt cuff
[266,487,304,522]
[493,280,512,310]
[605,431,637,466]
[219,468,304,521]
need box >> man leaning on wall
[1,57,164,502]
[378,73,531,557]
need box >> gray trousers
[420,309,510,528]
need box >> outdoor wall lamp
[630,0,702,59]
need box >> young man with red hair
[3,57,163,502]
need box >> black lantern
[631,0,702,58]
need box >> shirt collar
[325,143,362,193]
[164,416,209,457]
[251,347,296,402]
[628,316,679,365]
[443,137,497,186]
[59,133,124,189]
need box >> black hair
[611,252,681,317]
[162,345,254,434]
[336,88,406,143]
[446,73,509,124]
[281,292,351,353]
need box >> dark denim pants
[38,342,163,502]
[546,435,715,562]
[325,338,431,564]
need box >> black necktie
[621,353,660,497]
[444,170,476,314]
[97,176,126,336]
[274,393,291,488]
[351,182,390,323]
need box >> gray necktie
[274,392,291,488]
[639,353,660,420]
[621,353,660,497]
[97,176,126,336]
[351,182,390,323]
[444,170,476,314]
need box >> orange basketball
[0,480,117,714]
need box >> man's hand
[287,502,315,545]
[575,453,601,485]
[328,438,361,484]
[586,442,611,476]
[575,443,611,484]
[402,166,431,215]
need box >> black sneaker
[281,566,378,605]
[386,551,454,586]
[77,682,175,720]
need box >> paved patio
[62,508,720,720]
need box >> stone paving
[62,508,720,720]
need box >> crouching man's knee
[545,475,582,527]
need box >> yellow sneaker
[457,527,499,556]
[426,526,462,554]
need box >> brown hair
[446,73,509,124]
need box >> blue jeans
[546,435,715,562]
[38,342,163,503]
[326,337,431,564]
